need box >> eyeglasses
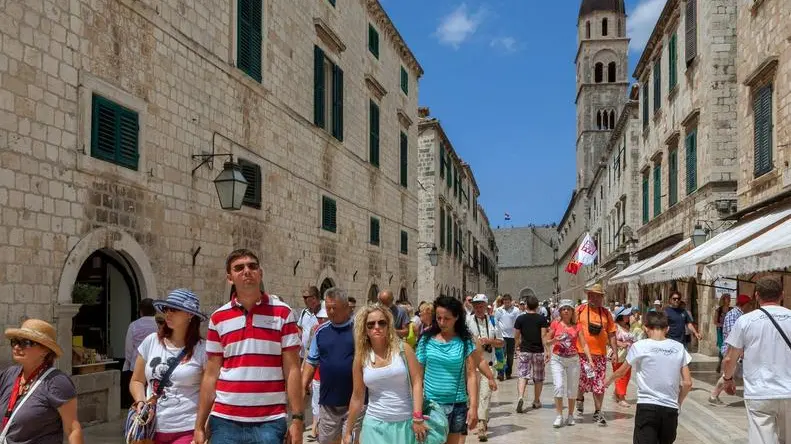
[232,262,260,273]
[10,339,38,349]
[366,320,388,330]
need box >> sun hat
[5,319,63,357]
[585,283,605,295]
[153,289,208,321]
[558,299,575,310]
[472,294,488,304]
[614,306,633,319]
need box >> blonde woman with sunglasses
[343,305,428,444]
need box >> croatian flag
[504,212,511,221]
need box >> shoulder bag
[124,348,188,444]
[0,367,56,444]
[759,307,791,351]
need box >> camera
[483,344,493,353]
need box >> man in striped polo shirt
[193,249,304,444]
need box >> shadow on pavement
[486,423,527,439]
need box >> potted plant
[72,283,102,305]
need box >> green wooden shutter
[453,170,458,197]
[446,159,452,188]
[400,66,408,95]
[669,33,678,89]
[685,0,697,65]
[237,0,262,82]
[653,57,661,111]
[239,159,262,208]
[91,94,139,170]
[642,174,649,223]
[642,82,649,128]
[668,149,678,206]
[400,230,408,254]
[754,85,773,177]
[439,146,445,178]
[439,207,446,250]
[653,164,662,217]
[370,217,380,245]
[446,213,452,252]
[328,0,335,6]
[368,25,379,58]
[322,196,337,232]
[331,64,344,141]
[400,131,408,187]
[313,46,325,128]
[369,100,379,167]
[453,221,458,258]
[686,130,698,194]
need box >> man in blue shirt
[664,291,701,345]
[301,288,360,444]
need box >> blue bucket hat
[614,306,636,320]
[153,289,208,321]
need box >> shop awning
[608,238,691,285]
[640,208,791,284]
[703,217,791,280]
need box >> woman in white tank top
[343,305,428,444]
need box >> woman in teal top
[416,296,480,444]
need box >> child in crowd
[604,311,693,444]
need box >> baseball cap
[472,294,488,304]
[736,294,751,306]
[653,299,662,305]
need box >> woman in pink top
[546,300,593,428]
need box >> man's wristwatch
[291,413,305,422]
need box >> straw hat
[5,319,63,357]
[585,283,605,295]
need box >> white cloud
[435,3,486,49]
[626,0,665,54]
[490,36,518,53]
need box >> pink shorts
[155,430,193,444]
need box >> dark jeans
[208,416,288,444]
[502,338,516,378]
[634,403,679,444]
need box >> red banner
[564,260,581,275]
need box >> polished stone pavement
[82,354,749,443]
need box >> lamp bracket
[192,153,235,175]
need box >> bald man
[378,290,410,337]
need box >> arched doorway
[368,284,379,303]
[320,278,334,299]
[519,287,536,301]
[398,287,408,303]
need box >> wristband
[412,411,423,420]
[291,413,305,421]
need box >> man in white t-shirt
[605,310,692,442]
[495,294,521,380]
[466,294,503,441]
[297,286,323,360]
[723,276,791,444]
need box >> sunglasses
[10,338,38,349]
[232,262,260,273]
[366,320,388,330]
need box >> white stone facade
[494,226,557,302]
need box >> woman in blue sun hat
[129,289,208,444]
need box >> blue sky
[382,0,665,228]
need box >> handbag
[586,306,606,336]
[0,367,56,444]
[405,323,418,349]
[759,307,791,351]
[124,348,188,444]
[405,340,449,444]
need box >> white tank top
[363,351,413,422]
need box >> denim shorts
[441,402,469,435]
[208,415,287,444]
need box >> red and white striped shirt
[206,293,300,423]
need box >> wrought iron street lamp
[193,153,248,211]
[427,246,439,267]
[691,224,708,248]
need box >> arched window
[586,21,591,39]
[608,62,616,82]
[602,18,608,36]
[610,110,616,128]
[594,63,603,83]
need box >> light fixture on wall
[691,224,709,248]
[192,153,248,211]
[418,243,439,267]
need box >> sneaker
[566,415,576,426]
[708,396,725,406]
[532,401,542,410]
[573,406,584,421]
[553,415,564,428]
[593,411,607,426]
[516,399,524,413]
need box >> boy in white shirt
[605,310,693,444]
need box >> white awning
[608,238,691,285]
[640,208,791,284]
[704,217,791,280]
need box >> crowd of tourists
[1,248,790,444]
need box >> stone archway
[316,266,340,294]
[398,287,408,303]
[519,287,537,301]
[368,284,380,303]
[319,278,334,299]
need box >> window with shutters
[642,172,649,224]
[668,149,678,207]
[446,213,452,253]
[369,100,380,167]
[668,33,678,90]
[313,46,343,141]
[401,66,409,95]
[237,0,263,82]
[400,230,408,255]
[439,207,446,250]
[653,57,662,112]
[453,170,458,197]
[321,196,337,233]
[90,94,140,170]
[686,129,698,194]
[446,158,453,189]
[368,24,379,59]
[685,0,697,66]
[453,221,458,258]
[238,158,262,208]
[370,217,380,246]
[400,131,408,187]
[653,163,662,217]
[642,82,649,129]
[753,85,773,177]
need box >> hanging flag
[576,233,598,266]
[504,212,511,221]
[564,259,581,275]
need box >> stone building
[416,109,498,303]
[0,0,422,422]
[494,226,557,302]
[557,0,629,302]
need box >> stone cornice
[365,74,387,100]
[680,108,700,128]
[366,0,424,78]
[314,17,346,53]
[743,56,779,87]
[396,108,413,128]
